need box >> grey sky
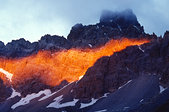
[0,0,168,43]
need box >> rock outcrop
[73,31,169,99]
[0,78,12,102]
[0,35,72,58]
[67,9,146,48]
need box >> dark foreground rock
[0,79,12,102]
[73,31,169,100]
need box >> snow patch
[38,91,56,101]
[88,44,93,48]
[95,109,107,112]
[117,24,122,31]
[0,68,13,82]
[118,80,132,89]
[140,99,144,102]
[47,95,63,108]
[159,85,166,93]
[126,67,129,71]
[11,89,51,109]
[39,83,72,101]
[101,93,109,98]
[80,93,109,109]
[123,107,130,110]
[133,25,140,31]
[59,99,78,108]
[138,46,144,52]
[70,90,73,93]
[7,88,21,100]
[47,95,78,108]
[79,75,84,80]
[159,77,161,80]
[80,98,98,109]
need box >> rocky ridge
[0,9,154,58]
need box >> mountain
[0,9,168,112]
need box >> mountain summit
[100,9,140,28]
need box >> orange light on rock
[0,38,149,86]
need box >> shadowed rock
[0,78,12,102]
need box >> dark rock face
[0,78,12,102]
[88,74,160,112]
[4,38,34,58]
[73,33,169,99]
[67,9,145,48]
[73,57,110,99]
[13,76,51,97]
[131,88,169,112]
[13,76,69,97]
[0,35,72,58]
[38,34,72,50]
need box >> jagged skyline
[0,0,168,43]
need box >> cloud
[0,0,168,43]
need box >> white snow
[140,99,144,102]
[79,93,109,109]
[95,109,107,112]
[79,75,84,80]
[159,85,166,93]
[159,77,162,80]
[39,82,72,101]
[133,25,140,31]
[70,90,73,93]
[126,67,129,71]
[118,80,132,89]
[11,89,51,109]
[138,46,144,52]
[101,93,109,98]
[123,107,130,110]
[0,68,13,82]
[47,95,78,108]
[38,91,56,101]
[80,98,98,109]
[58,99,78,108]
[46,95,63,108]
[117,24,122,32]
[7,88,21,100]
[88,44,92,48]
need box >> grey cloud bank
[0,0,168,43]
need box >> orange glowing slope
[0,38,149,86]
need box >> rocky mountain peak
[100,9,140,28]
[163,30,169,39]
[67,9,145,48]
